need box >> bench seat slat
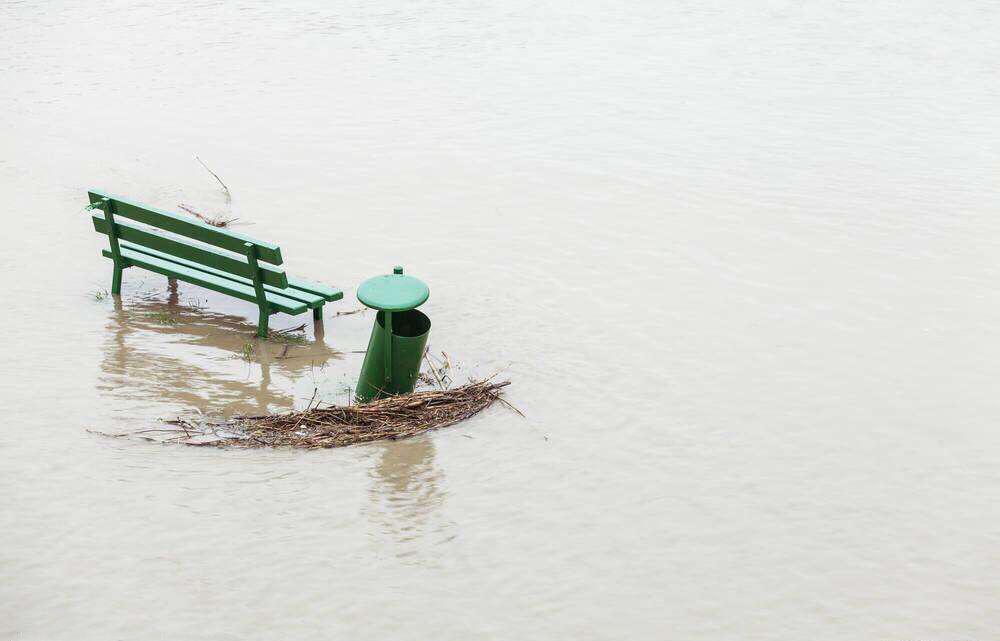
[102,248,308,315]
[92,213,289,289]
[89,189,283,265]
[120,242,336,308]
[285,275,344,302]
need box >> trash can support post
[383,311,393,386]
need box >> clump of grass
[144,311,179,325]
[92,288,110,301]
[237,342,255,362]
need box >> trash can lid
[357,266,430,312]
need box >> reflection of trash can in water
[355,266,430,401]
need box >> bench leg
[111,264,123,296]
[312,305,324,340]
[256,306,269,338]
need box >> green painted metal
[101,248,308,314]
[127,244,340,305]
[286,275,344,301]
[88,189,283,265]
[119,241,294,296]
[88,189,344,337]
[122,242,330,307]
[355,266,431,401]
[103,198,125,295]
[92,214,289,288]
[355,309,431,401]
[356,265,430,312]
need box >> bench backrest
[88,189,289,289]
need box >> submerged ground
[2,1,999,639]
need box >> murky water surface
[2,2,999,639]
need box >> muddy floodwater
[2,2,999,639]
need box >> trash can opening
[377,309,430,337]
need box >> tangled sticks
[166,379,512,448]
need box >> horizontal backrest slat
[92,213,288,288]
[88,189,283,265]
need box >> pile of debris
[129,379,512,448]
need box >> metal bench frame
[88,189,342,337]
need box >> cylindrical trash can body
[356,309,431,401]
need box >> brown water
[3,2,1000,639]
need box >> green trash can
[355,266,431,401]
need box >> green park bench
[87,189,343,337]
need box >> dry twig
[196,156,232,203]
[333,308,367,317]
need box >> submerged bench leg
[111,264,123,296]
[312,305,324,340]
[166,277,178,305]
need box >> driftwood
[178,203,239,227]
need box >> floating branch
[178,203,239,228]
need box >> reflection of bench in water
[99,298,343,416]
[88,189,343,337]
